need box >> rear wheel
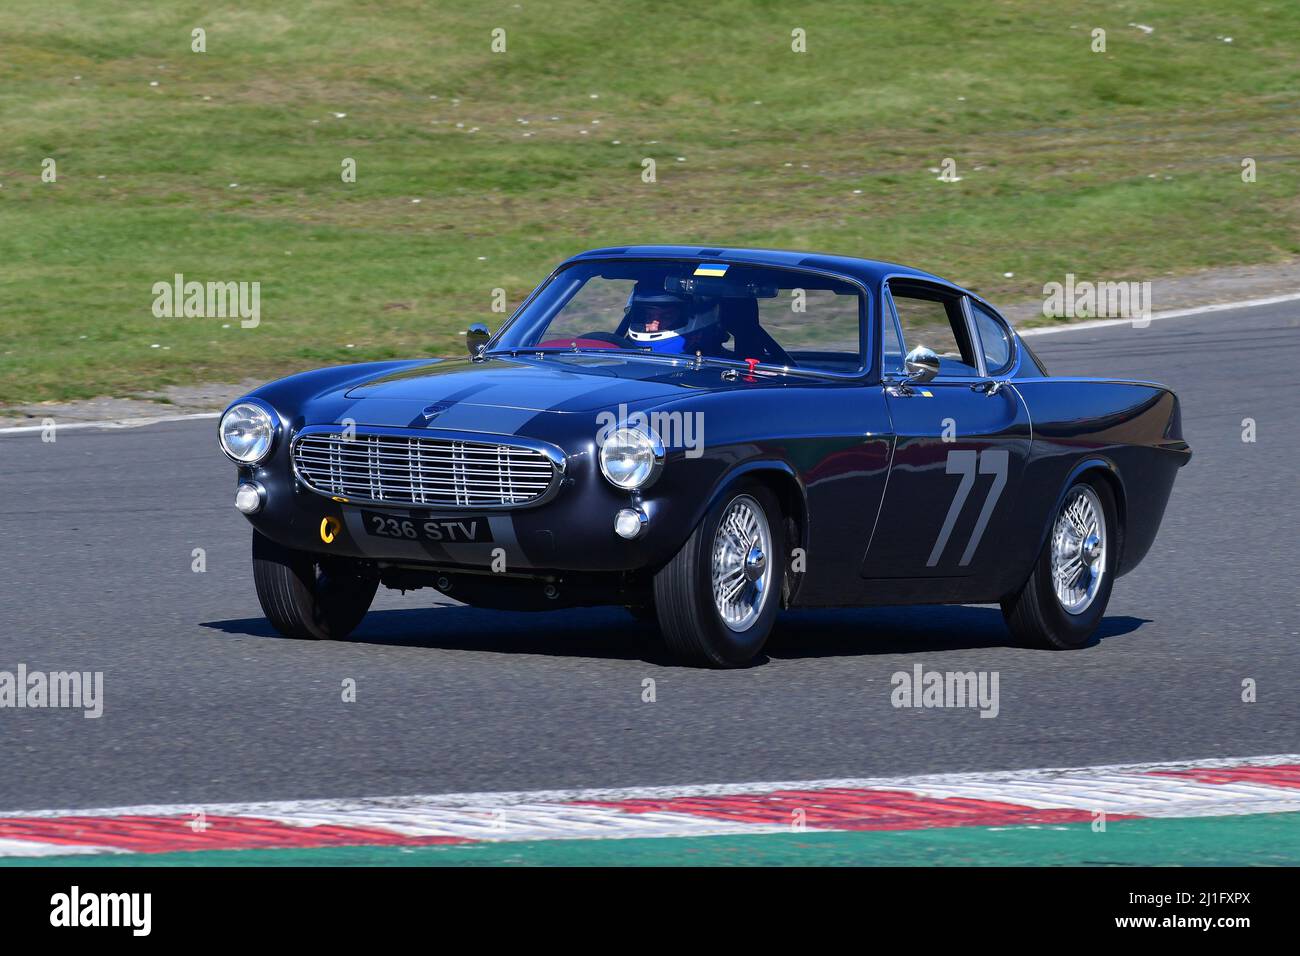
[653,484,784,667]
[252,530,378,641]
[1001,478,1117,649]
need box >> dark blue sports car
[218,246,1191,667]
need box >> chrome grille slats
[452,441,468,507]
[368,433,380,500]
[292,429,558,508]
[329,439,344,495]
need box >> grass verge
[1,1,1296,404]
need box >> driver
[624,286,725,355]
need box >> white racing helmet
[625,288,720,354]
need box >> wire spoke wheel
[1050,485,1107,615]
[710,495,773,631]
[654,482,785,667]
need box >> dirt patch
[0,380,263,428]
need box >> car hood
[343,353,744,413]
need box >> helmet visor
[628,301,689,334]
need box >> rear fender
[1033,457,1128,574]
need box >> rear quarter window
[970,301,1013,375]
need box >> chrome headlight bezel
[219,400,278,466]
[598,425,665,491]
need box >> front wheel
[653,484,785,667]
[252,530,378,641]
[1001,478,1118,649]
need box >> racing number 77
[926,449,1009,567]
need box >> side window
[888,283,979,377]
[970,300,1013,375]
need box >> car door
[860,279,1031,580]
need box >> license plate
[360,511,494,543]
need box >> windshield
[491,260,864,374]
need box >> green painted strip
[4,813,1298,867]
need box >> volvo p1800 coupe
[218,246,1190,667]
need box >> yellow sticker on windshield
[694,264,728,277]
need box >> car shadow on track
[200,604,1149,665]
[203,606,663,663]
[767,606,1148,659]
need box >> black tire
[252,530,378,641]
[1001,477,1119,650]
[653,483,785,667]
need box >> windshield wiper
[486,345,654,358]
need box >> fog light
[235,482,265,515]
[614,507,647,539]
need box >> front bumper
[235,429,715,576]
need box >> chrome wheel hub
[712,495,773,632]
[1051,486,1107,615]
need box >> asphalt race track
[1,303,1296,813]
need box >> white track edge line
[1016,292,1300,336]
[0,411,219,435]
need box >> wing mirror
[465,322,491,356]
[903,345,940,385]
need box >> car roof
[559,244,951,288]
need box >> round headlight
[219,402,276,464]
[599,427,663,490]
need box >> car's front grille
[293,431,558,508]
